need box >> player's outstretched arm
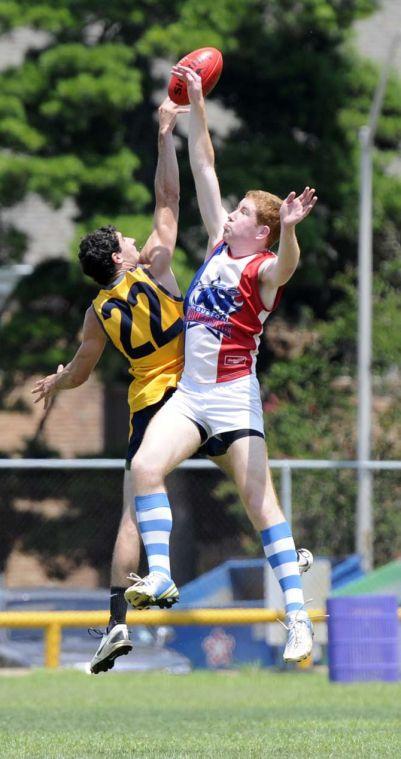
[261,187,318,288]
[171,64,227,256]
[31,307,107,409]
[140,98,188,279]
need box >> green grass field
[1,669,400,758]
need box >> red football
[169,47,223,105]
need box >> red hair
[245,190,283,246]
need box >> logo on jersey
[224,356,247,366]
[185,277,243,339]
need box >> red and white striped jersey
[183,241,282,384]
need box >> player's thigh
[209,453,235,481]
[132,403,202,478]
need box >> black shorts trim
[201,428,265,458]
[184,416,209,444]
[125,387,176,466]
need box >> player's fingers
[298,186,310,201]
[301,189,315,208]
[185,70,199,84]
[166,97,188,111]
[171,64,193,76]
[286,191,296,202]
[172,70,193,86]
[172,65,199,82]
[305,194,317,210]
[171,63,189,71]
[159,104,179,121]
[302,197,318,217]
[176,63,198,77]
[43,392,53,411]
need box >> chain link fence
[1,459,401,592]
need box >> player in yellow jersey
[32,96,188,673]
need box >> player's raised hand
[280,187,318,227]
[31,363,64,410]
[171,64,203,105]
[158,96,189,134]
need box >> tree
[1,1,401,570]
[2,0,401,421]
[1,1,401,297]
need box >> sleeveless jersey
[183,241,282,384]
[92,267,184,413]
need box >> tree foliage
[0,3,399,384]
[1,1,400,286]
[0,259,96,403]
[1,0,400,378]
[1,1,401,569]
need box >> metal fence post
[356,35,400,573]
[280,465,292,525]
[45,622,61,668]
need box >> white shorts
[162,373,265,440]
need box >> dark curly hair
[78,225,121,285]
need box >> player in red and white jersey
[127,65,317,662]
[183,239,282,384]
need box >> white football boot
[89,623,133,674]
[282,609,314,663]
[297,548,314,574]
[124,571,179,610]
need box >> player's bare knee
[131,454,163,490]
[243,487,280,524]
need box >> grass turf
[0,668,400,758]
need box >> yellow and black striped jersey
[92,266,184,414]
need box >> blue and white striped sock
[261,521,304,614]
[134,493,172,578]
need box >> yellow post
[0,608,397,669]
[45,622,61,668]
